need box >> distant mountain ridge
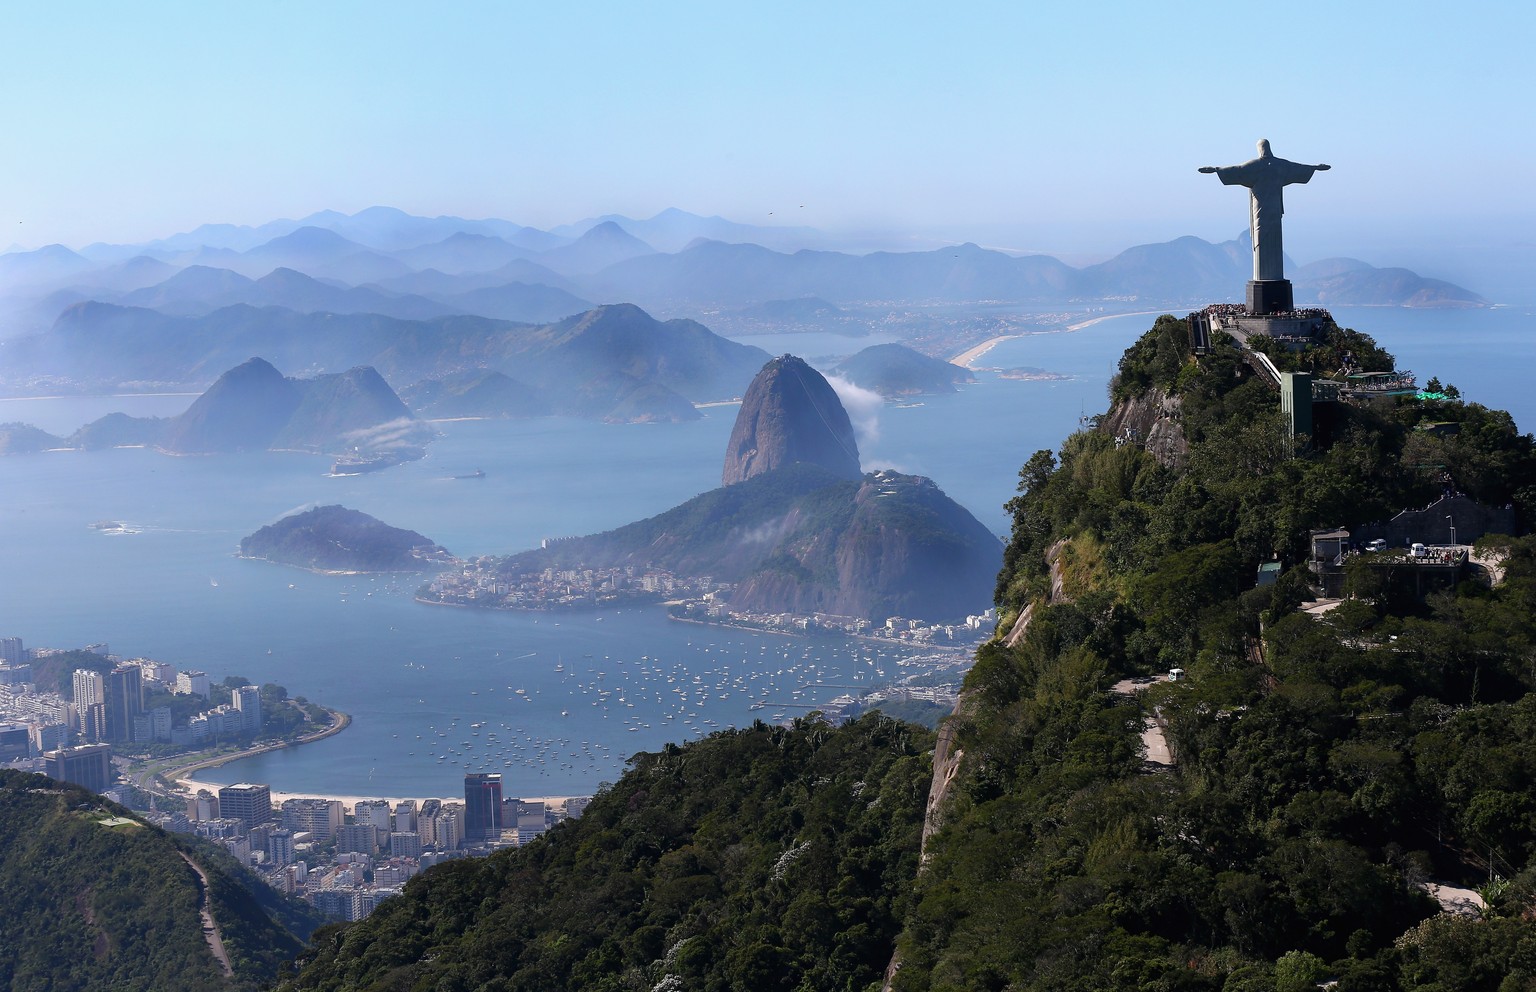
[9,301,769,420]
[0,210,1483,344]
[0,357,433,460]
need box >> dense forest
[0,770,319,991]
[279,714,933,991]
[893,317,1536,991]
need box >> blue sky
[1,1,1532,278]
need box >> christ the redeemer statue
[1199,139,1329,308]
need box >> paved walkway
[1141,717,1173,768]
[1110,675,1174,769]
[1422,881,1486,916]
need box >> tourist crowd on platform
[1198,303,1331,322]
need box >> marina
[183,596,966,796]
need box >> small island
[830,343,975,397]
[240,504,453,573]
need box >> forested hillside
[281,715,933,992]
[893,317,1536,991]
[0,770,319,992]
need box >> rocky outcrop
[160,356,301,453]
[69,413,170,450]
[0,422,66,453]
[486,357,995,624]
[271,365,418,452]
[722,354,861,485]
[1097,386,1186,469]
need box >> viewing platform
[1188,303,1332,355]
[1305,493,1513,598]
[1335,371,1419,399]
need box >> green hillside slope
[281,715,933,992]
[0,770,319,992]
[893,316,1536,991]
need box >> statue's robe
[1214,154,1323,281]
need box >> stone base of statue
[1246,279,1294,315]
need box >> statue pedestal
[1246,279,1294,315]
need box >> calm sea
[0,306,1528,798]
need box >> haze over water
[2,309,1528,799]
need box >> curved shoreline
[948,309,1176,368]
[949,335,1024,368]
[166,706,351,793]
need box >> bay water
[0,305,1528,799]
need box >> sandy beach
[173,777,581,812]
[949,335,1024,368]
[949,309,1169,368]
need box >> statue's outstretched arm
[1314,164,1331,171]
[1198,167,1219,173]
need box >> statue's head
[1257,138,1273,157]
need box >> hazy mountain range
[0,357,434,458]
[8,299,767,409]
[0,208,1484,345]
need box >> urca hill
[482,354,1001,624]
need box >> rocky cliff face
[722,354,862,485]
[1096,386,1186,469]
